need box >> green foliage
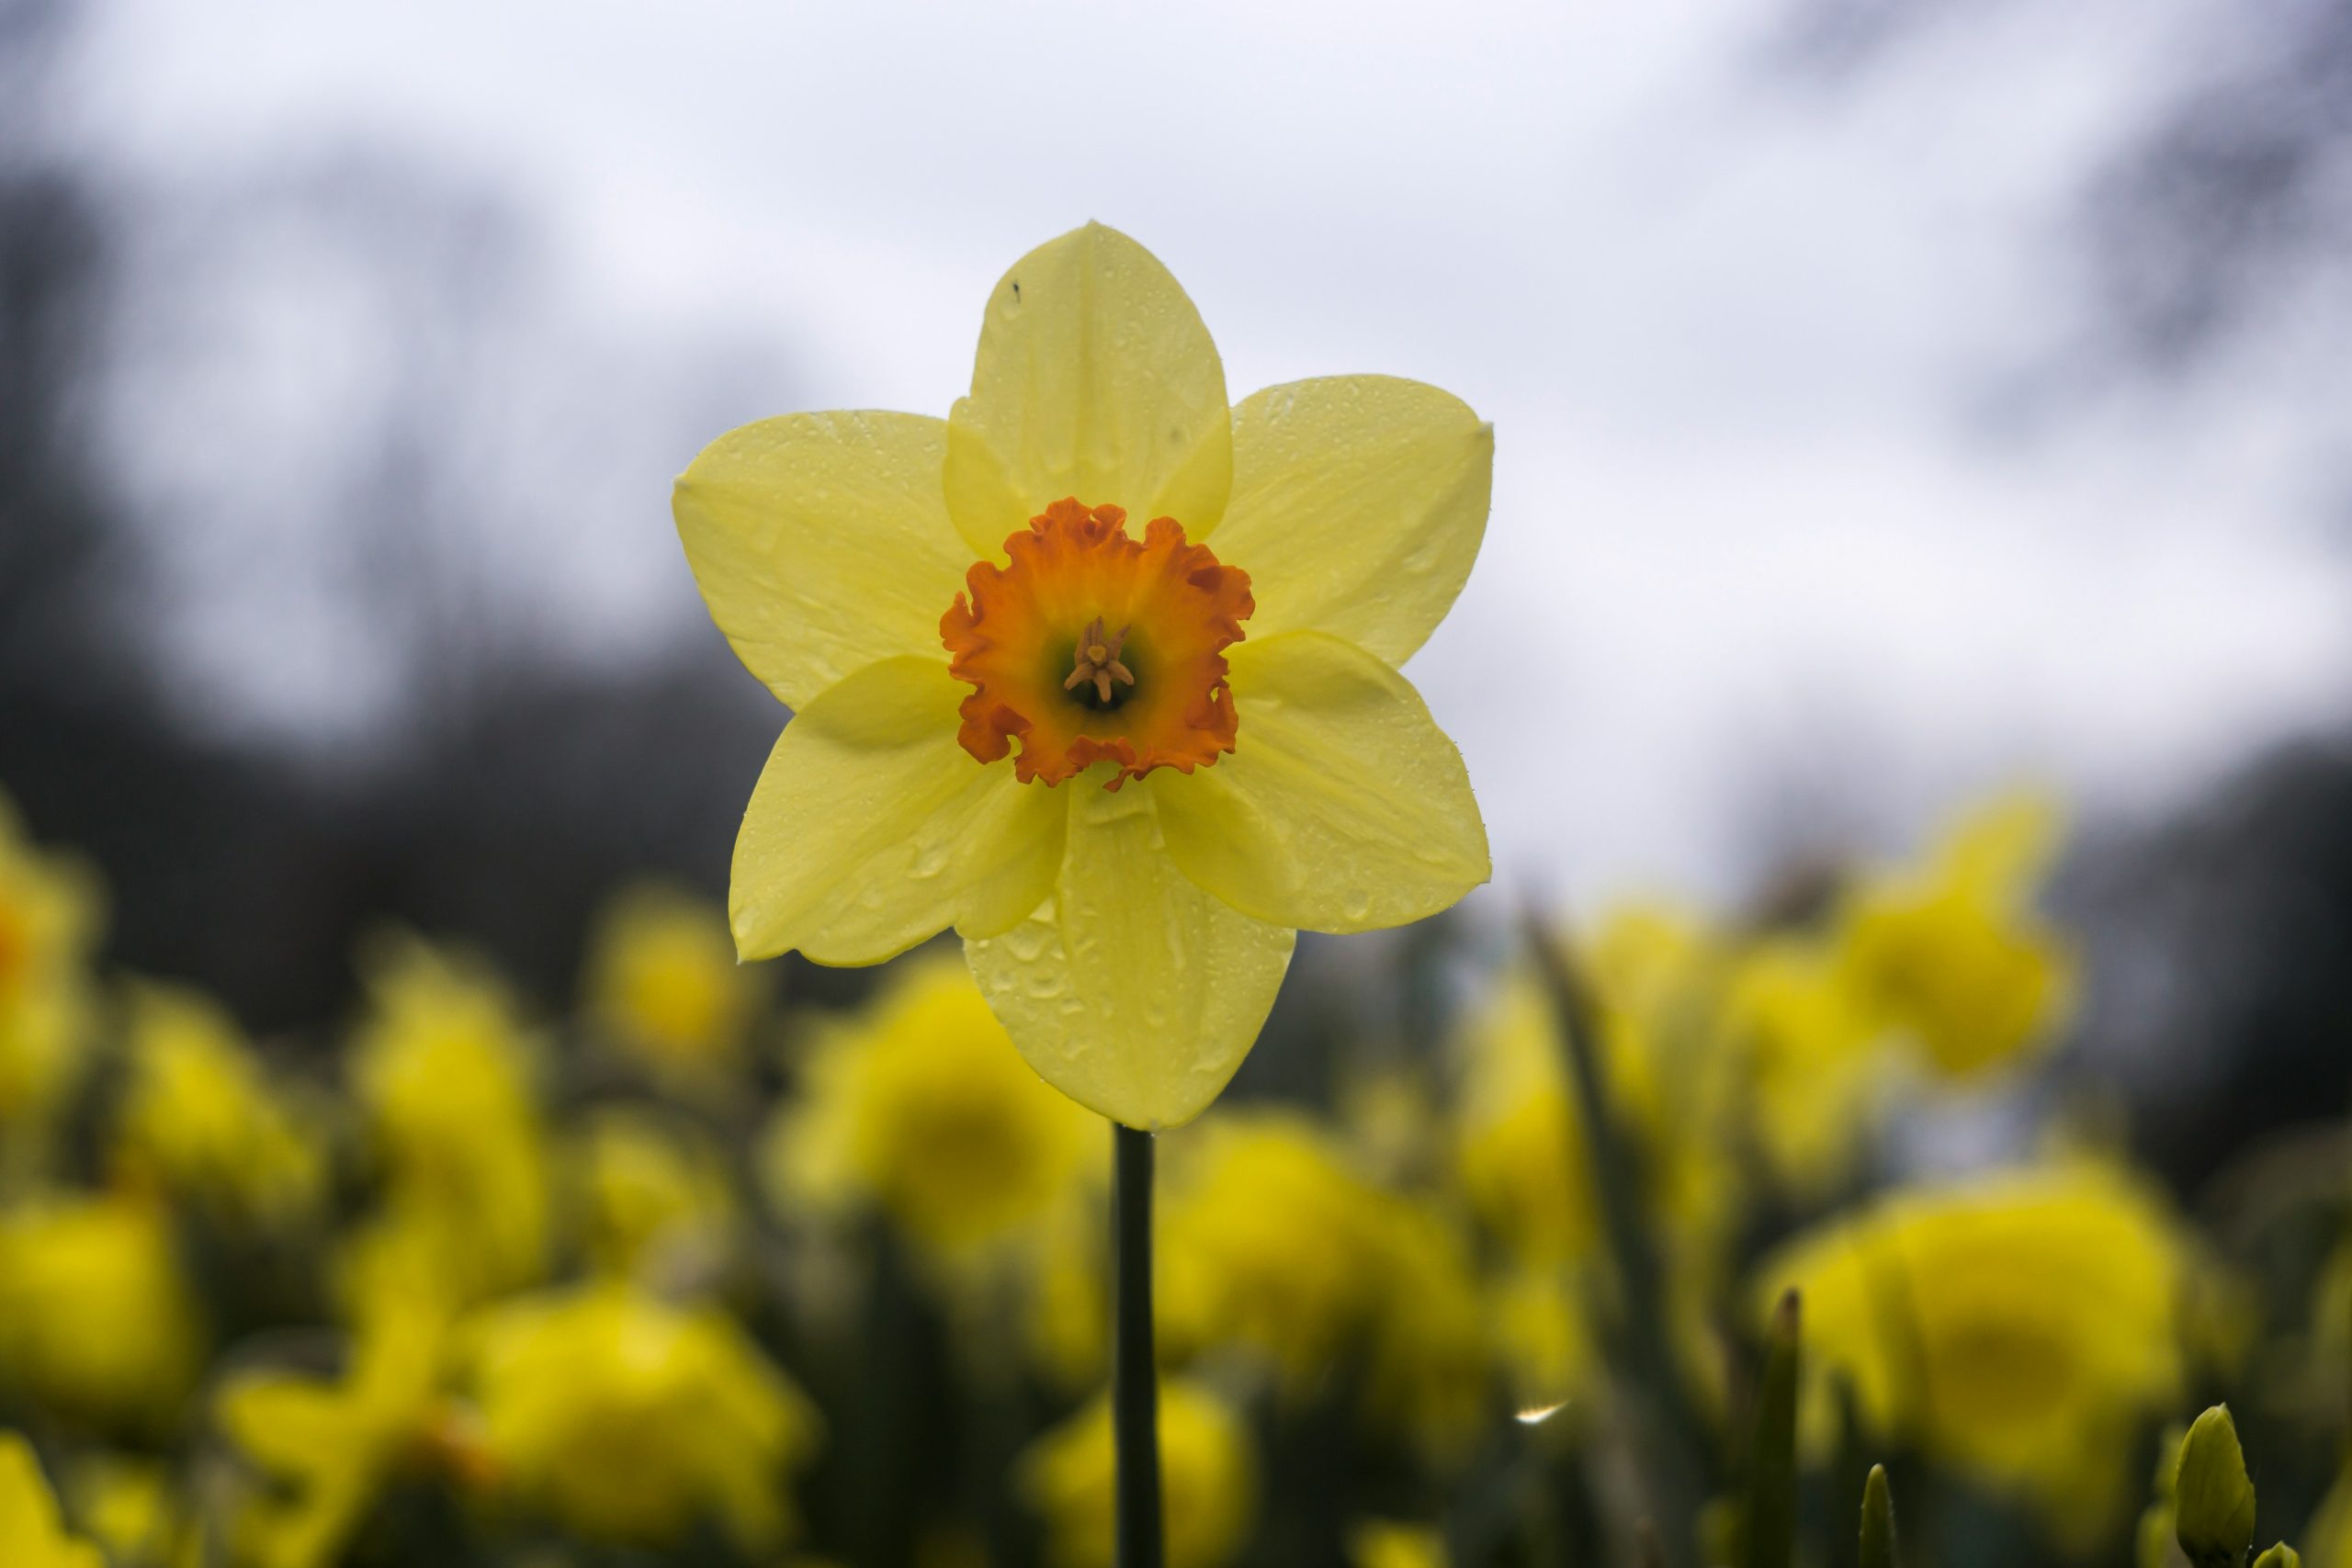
[1860,1465,1902,1568]
[1742,1290,1803,1568]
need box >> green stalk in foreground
[1744,1290,1803,1568]
[1860,1465,1902,1568]
[1523,910,1710,1568]
[1114,1123,1164,1568]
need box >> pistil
[1063,616,1136,705]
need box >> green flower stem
[1523,909,1710,1568]
[1114,1122,1164,1568]
[1744,1291,1803,1568]
[1859,1465,1902,1568]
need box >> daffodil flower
[676,223,1492,1127]
[1757,1165,2200,1547]
[0,1433,104,1568]
[215,1300,449,1568]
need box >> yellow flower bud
[2175,1404,2256,1568]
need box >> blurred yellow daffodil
[1452,922,1740,1420]
[1025,1194,1114,1392]
[1340,1060,1447,1190]
[0,1192,203,1435]
[1758,1164,2203,1546]
[572,1106,739,1289]
[1453,913,1731,1271]
[1713,936,1884,1198]
[1837,792,2075,1080]
[2305,1468,2352,1568]
[767,955,1096,1259]
[0,1432,104,1568]
[1158,1111,1388,1386]
[1038,1106,1487,1449]
[66,1453,193,1568]
[461,1281,820,1551]
[345,935,549,1306]
[215,1293,453,1568]
[1486,1264,1598,1419]
[581,882,763,1092]
[676,222,1492,1127]
[112,981,323,1232]
[0,794,101,1180]
[1020,1377,1256,1568]
[1453,971,1599,1267]
[1357,1196,1492,1458]
[1351,1520,1453,1568]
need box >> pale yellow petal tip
[963,824,1295,1134]
[995,974,1284,1131]
[989,1025,1239,1134]
[1155,631,1488,933]
[731,886,958,971]
[725,898,785,966]
[1060,1062,1247,1134]
[989,221,1169,307]
[951,220,1231,548]
[1071,217,1145,249]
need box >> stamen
[1064,615,1136,706]
[940,499,1252,786]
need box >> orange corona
[941,499,1253,788]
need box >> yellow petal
[215,1376,352,1473]
[0,1432,100,1568]
[967,782,1294,1129]
[1938,790,2065,904]
[732,659,1065,965]
[1151,631,1488,933]
[945,223,1232,557]
[1205,376,1492,664]
[674,411,972,711]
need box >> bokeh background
[10,0,2352,1155]
[5,1,2352,1564]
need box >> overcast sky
[53,0,2352,904]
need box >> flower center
[1062,616,1136,707]
[941,499,1253,788]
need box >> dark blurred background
[3,0,2349,1186]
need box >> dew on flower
[0,36,2338,1562]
